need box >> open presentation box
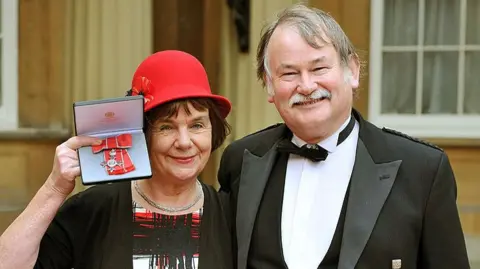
[73,95,152,185]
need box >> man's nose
[297,72,316,95]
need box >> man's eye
[313,67,326,72]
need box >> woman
[0,50,234,269]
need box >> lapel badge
[392,259,401,269]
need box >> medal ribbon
[92,134,136,175]
[91,133,133,153]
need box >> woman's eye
[159,125,172,131]
[191,123,204,129]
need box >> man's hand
[45,136,102,197]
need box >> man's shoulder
[355,109,443,155]
[380,126,444,153]
[219,123,284,186]
[225,123,285,153]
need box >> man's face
[266,25,359,143]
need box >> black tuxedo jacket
[218,110,470,269]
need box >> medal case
[73,95,152,185]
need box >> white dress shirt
[281,116,359,269]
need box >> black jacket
[35,181,234,269]
[218,109,470,269]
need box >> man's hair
[256,4,359,88]
[144,98,231,152]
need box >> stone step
[467,235,480,268]
[459,210,480,236]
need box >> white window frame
[0,0,18,130]
[368,0,480,139]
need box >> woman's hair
[143,98,231,151]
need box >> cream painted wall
[63,0,153,192]
[219,0,306,143]
[206,0,303,188]
[64,0,153,111]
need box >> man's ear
[347,54,360,89]
[265,74,275,103]
[267,85,274,103]
[267,94,274,103]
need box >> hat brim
[144,84,232,119]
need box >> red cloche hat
[129,50,232,118]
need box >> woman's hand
[45,136,102,197]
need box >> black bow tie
[277,115,355,162]
[277,141,329,162]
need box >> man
[218,4,470,269]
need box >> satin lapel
[338,139,402,269]
[236,145,279,269]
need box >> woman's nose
[174,128,193,149]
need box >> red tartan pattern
[132,201,202,269]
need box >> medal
[93,134,136,175]
[100,149,124,172]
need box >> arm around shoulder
[419,152,471,268]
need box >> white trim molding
[0,0,19,130]
[368,0,480,139]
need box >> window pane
[381,52,417,114]
[0,41,2,108]
[466,0,480,45]
[383,0,418,46]
[465,52,480,114]
[422,52,458,114]
[424,0,460,45]
[0,2,2,108]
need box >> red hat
[129,50,232,118]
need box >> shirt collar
[291,115,352,153]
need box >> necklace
[134,180,203,213]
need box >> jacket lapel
[236,144,280,269]
[338,138,402,269]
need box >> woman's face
[148,102,212,183]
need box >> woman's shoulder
[199,181,223,202]
[199,181,216,193]
[199,181,231,215]
[60,181,131,214]
[76,181,129,199]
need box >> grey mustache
[289,89,331,107]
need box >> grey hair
[257,4,359,89]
